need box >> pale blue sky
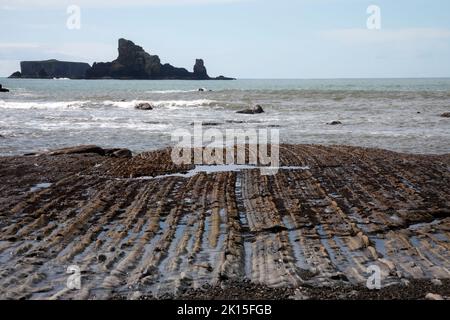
[1,0,449,78]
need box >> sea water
[0,78,449,155]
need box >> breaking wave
[0,99,219,110]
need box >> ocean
[0,78,449,156]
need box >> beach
[0,144,449,300]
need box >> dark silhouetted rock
[8,71,22,78]
[47,145,106,156]
[45,145,132,158]
[214,75,236,80]
[0,84,9,92]
[328,121,343,125]
[440,112,450,118]
[135,103,154,110]
[253,105,264,114]
[193,59,209,80]
[237,104,265,115]
[85,39,234,80]
[19,60,90,79]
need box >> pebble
[425,293,444,300]
[431,279,443,286]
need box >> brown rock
[440,112,450,118]
[47,145,105,156]
[104,148,133,158]
[236,104,265,115]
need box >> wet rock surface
[0,144,449,300]
[0,84,9,92]
[135,103,154,110]
[236,105,265,114]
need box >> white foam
[0,99,218,110]
[0,100,91,110]
[103,99,218,109]
[147,89,197,94]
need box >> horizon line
[2,76,450,80]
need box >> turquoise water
[0,78,449,155]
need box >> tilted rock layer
[0,145,448,299]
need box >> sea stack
[85,38,235,80]
[9,60,90,79]
[193,59,209,80]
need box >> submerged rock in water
[135,103,154,110]
[328,121,343,125]
[440,112,450,118]
[237,104,265,114]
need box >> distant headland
[8,38,235,81]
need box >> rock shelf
[0,144,449,299]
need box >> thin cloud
[0,42,115,63]
[1,0,248,9]
[322,28,450,44]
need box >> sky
[0,0,450,78]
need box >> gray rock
[135,102,154,110]
[328,121,343,125]
[237,104,265,115]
